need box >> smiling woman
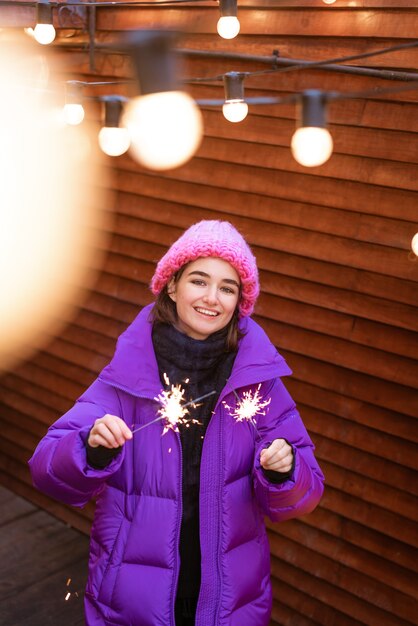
[29,220,324,626]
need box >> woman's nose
[203,286,218,305]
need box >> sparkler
[131,374,216,436]
[223,384,271,428]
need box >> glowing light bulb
[33,23,55,45]
[63,103,85,125]
[123,91,203,171]
[217,16,240,39]
[411,233,418,256]
[222,100,248,123]
[322,0,337,4]
[291,127,333,167]
[98,126,130,157]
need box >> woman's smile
[194,306,220,318]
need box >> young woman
[29,220,324,626]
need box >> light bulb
[123,91,203,171]
[33,23,55,45]
[291,127,333,167]
[217,16,240,39]
[0,33,107,371]
[222,100,248,123]
[411,233,418,256]
[98,126,130,157]
[63,103,85,126]
[322,0,337,4]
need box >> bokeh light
[0,34,108,372]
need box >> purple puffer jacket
[29,304,324,626]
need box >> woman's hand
[260,439,293,473]
[88,414,133,449]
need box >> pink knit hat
[151,220,259,317]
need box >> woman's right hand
[88,414,133,449]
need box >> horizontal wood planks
[0,2,417,626]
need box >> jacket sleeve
[28,378,126,508]
[252,377,324,522]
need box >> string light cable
[182,39,418,85]
[67,75,418,109]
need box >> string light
[98,96,130,157]
[222,72,248,123]
[3,20,418,172]
[217,0,240,40]
[63,81,85,125]
[411,233,418,256]
[33,0,55,45]
[122,31,203,170]
[291,90,333,167]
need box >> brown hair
[150,265,243,352]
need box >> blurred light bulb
[123,90,203,170]
[63,103,85,125]
[222,100,248,123]
[291,127,333,167]
[33,23,55,45]
[98,126,130,157]
[411,233,418,256]
[322,0,337,4]
[0,34,107,372]
[217,16,240,39]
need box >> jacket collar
[98,303,292,399]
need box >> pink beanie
[151,220,259,317]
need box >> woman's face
[168,257,240,340]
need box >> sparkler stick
[184,390,216,409]
[131,415,166,435]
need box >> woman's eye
[191,279,206,286]
[221,286,235,294]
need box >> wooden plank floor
[0,485,89,625]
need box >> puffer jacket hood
[29,304,324,626]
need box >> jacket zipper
[214,402,224,626]
[172,429,183,626]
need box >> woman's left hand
[260,439,293,473]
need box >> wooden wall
[1,1,417,625]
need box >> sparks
[155,380,190,435]
[224,384,271,425]
[65,592,71,601]
[131,375,216,436]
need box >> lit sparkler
[131,374,216,435]
[224,384,271,427]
